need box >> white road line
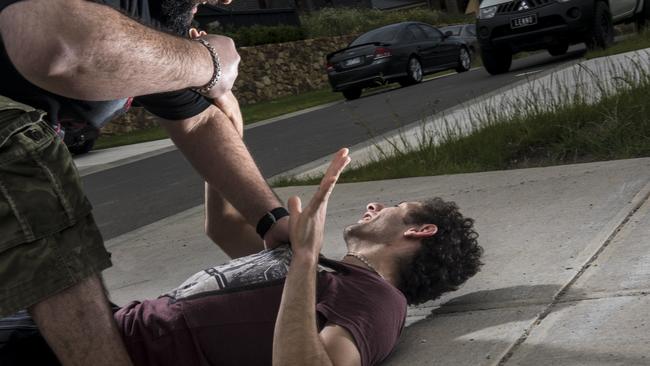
[516,69,543,77]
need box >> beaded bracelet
[193,38,222,95]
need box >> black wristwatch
[256,207,290,239]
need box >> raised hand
[287,149,351,262]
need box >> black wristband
[256,207,290,239]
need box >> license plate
[511,14,537,29]
[343,57,363,67]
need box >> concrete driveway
[104,157,650,365]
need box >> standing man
[0,0,289,364]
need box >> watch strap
[256,207,289,239]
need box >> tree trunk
[444,0,461,14]
[428,0,443,10]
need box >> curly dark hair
[398,198,483,305]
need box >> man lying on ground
[0,149,484,366]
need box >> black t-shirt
[0,0,211,128]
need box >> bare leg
[205,182,265,258]
[28,275,133,366]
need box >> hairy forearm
[0,0,211,100]
[273,255,333,366]
[161,106,282,228]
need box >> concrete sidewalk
[103,157,650,365]
[75,139,176,176]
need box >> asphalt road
[83,48,587,240]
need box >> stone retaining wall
[233,34,357,105]
[103,35,356,135]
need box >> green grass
[94,127,168,150]
[275,64,650,186]
[241,88,342,122]
[586,28,650,59]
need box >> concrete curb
[268,55,584,183]
[272,48,650,182]
[77,144,178,177]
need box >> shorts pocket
[0,121,92,252]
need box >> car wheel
[455,47,472,73]
[400,57,423,87]
[586,1,614,50]
[547,42,569,56]
[342,88,362,100]
[67,138,96,155]
[481,48,512,75]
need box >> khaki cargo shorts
[0,96,112,317]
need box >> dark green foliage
[206,7,473,46]
[211,25,306,47]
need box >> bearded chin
[344,222,370,242]
[161,0,195,36]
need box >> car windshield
[350,24,401,46]
[442,25,462,36]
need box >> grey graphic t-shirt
[166,245,293,300]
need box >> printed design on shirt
[166,245,293,300]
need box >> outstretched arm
[160,103,289,250]
[0,0,237,100]
[200,92,265,258]
[272,149,360,366]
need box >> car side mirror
[444,30,453,38]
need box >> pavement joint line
[495,180,650,366]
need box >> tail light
[374,47,392,60]
[326,61,334,72]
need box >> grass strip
[241,88,341,123]
[94,126,168,150]
[586,28,650,59]
[275,69,650,186]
